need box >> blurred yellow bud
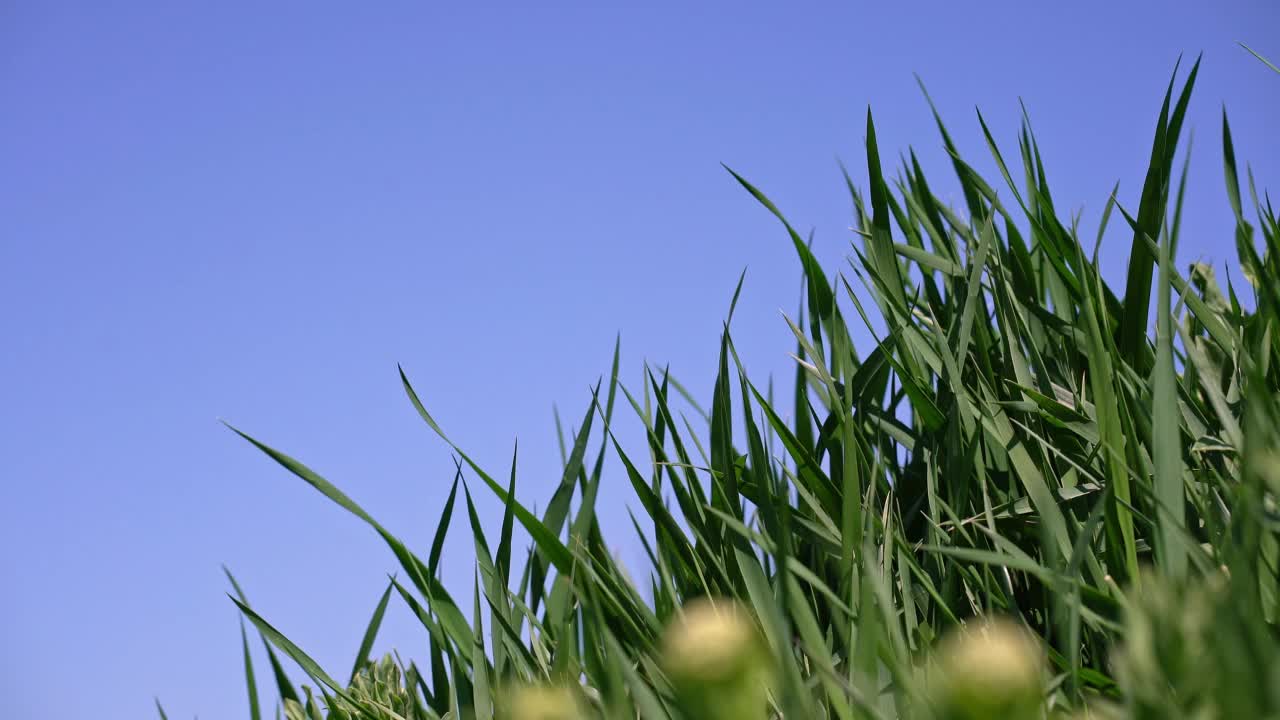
[660,597,770,720]
[661,597,761,684]
[501,683,584,720]
[931,616,1044,720]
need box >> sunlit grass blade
[1241,42,1280,74]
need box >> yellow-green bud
[501,683,584,720]
[931,616,1044,720]
[660,597,770,720]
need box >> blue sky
[2,2,1277,718]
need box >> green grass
[189,53,1280,720]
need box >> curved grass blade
[224,566,300,705]
[230,597,349,700]
[240,618,263,720]
[1241,42,1280,74]
[349,579,396,685]
[398,367,576,575]
[224,423,474,654]
[428,474,460,578]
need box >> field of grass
[178,53,1280,720]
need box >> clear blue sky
[2,2,1277,718]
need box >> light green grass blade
[1152,206,1187,580]
[1241,42,1280,74]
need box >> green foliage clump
[167,52,1280,720]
